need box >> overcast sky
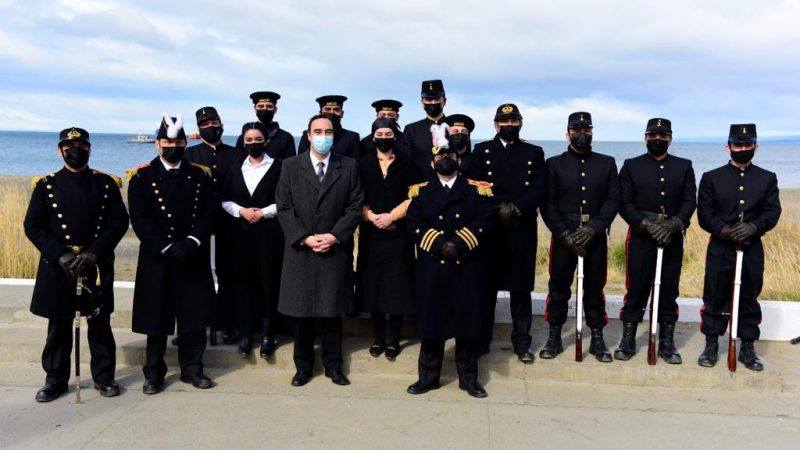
[1,0,798,140]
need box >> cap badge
[657,119,662,127]
[742,127,747,134]
[580,115,584,121]
[428,82,434,90]
[67,129,81,139]
[501,105,513,113]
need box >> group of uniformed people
[24,79,781,402]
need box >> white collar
[440,175,457,189]
[160,158,181,171]
[310,151,331,168]
[243,154,273,168]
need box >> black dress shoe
[369,343,386,357]
[222,329,239,345]
[291,371,312,387]
[385,344,401,360]
[94,380,121,397]
[238,335,253,358]
[459,381,488,398]
[142,379,164,395]
[517,349,535,364]
[260,336,276,358]
[406,380,440,395]
[35,384,67,402]
[324,369,350,386]
[180,373,214,389]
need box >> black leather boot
[613,321,637,361]
[589,328,612,362]
[697,334,718,367]
[539,324,563,359]
[738,340,764,371]
[658,322,682,364]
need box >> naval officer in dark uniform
[397,79,447,174]
[541,112,620,362]
[127,115,217,393]
[696,124,781,371]
[615,118,696,363]
[185,106,239,345]
[24,127,129,402]
[466,104,548,362]
[405,141,494,398]
[236,91,297,160]
[359,99,404,160]
[297,95,362,158]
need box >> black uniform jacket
[24,167,129,319]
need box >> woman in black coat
[356,118,425,359]
[221,122,284,358]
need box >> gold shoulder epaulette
[30,174,50,189]
[467,179,494,197]
[407,181,429,199]
[125,162,150,182]
[190,162,212,177]
[92,169,123,188]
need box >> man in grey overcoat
[276,114,364,387]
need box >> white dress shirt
[441,175,457,190]
[222,155,277,219]
[310,151,331,177]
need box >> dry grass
[1,177,798,300]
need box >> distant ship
[126,133,156,143]
[187,132,201,140]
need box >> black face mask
[498,125,521,142]
[62,146,89,169]
[646,139,670,157]
[730,148,755,164]
[374,137,395,153]
[434,157,458,176]
[323,113,342,132]
[424,103,443,118]
[244,143,266,158]
[161,146,185,164]
[448,133,469,151]
[199,126,223,143]
[256,109,275,124]
[570,132,592,152]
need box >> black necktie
[168,168,179,177]
[444,184,451,192]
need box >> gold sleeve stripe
[458,227,479,249]
[421,229,442,252]
[455,230,476,250]
[420,229,437,250]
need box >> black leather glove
[560,231,586,257]
[570,225,596,248]
[57,252,77,278]
[664,217,684,234]
[169,238,199,265]
[720,225,735,241]
[637,218,660,239]
[730,222,757,244]
[652,224,673,247]
[69,251,98,276]
[440,241,459,261]
[495,202,522,225]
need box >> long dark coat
[275,153,364,318]
[220,156,284,328]
[356,151,424,315]
[127,157,217,335]
[406,177,493,340]
[24,168,129,319]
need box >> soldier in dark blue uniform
[24,127,129,402]
[127,115,217,393]
[235,91,297,159]
[696,124,781,371]
[541,112,620,362]
[297,95,361,158]
[359,99,404,160]
[466,104,548,363]
[186,106,239,345]
[397,79,447,174]
[405,142,494,398]
[615,118,696,363]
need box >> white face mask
[311,135,333,154]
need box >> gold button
[48,193,53,198]
[488,171,493,176]
[65,235,71,240]
[154,190,159,194]
[661,192,665,196]
[438,215,443,220]
[485,149,490,154]
[101,205,106,210]
[525,181,530,186]
[581,186,586,191]
[528,170,532,175]
[456,261,461,265]
[739,186,744,191]
[96,225,101,230]
[527,161,532,165]
[94,234,98,238]
[168,234,172,239]
[416,228,420,234]
[660,165,665,169]
[167,213,172,218]
[479,228,483,233]
[46,185,52,190]
[581,172,586,177]
[105,184,109,189]
[52,203,58,208]
[194,197,199,201]
[192,214,196,218]
[170,226,175,231]
[213,178,218,183]
[581,159,585,164]
[740,173,745,177]
[739,200,745,205]
[582,200,587,204]
[455,213,460,218]
[103,194,108,199]
[158,198,163,202]
[152,182,157,186]
[193,205,198,209]
[57,213,63,218]
[660,178,665,182]
[161,206,166,210]
[61,224,67,229]
[197,183,201,187]
[485,160,491,165]
[99,216,103,220]
[212,165,217,169]
[440,260,445,264]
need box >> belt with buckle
[642,211,670,222]
[564,213,591,223]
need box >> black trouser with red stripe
[545,231,609,329]
[700,239,764,341]
[619,228,683,323]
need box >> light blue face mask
[311,135,333,154]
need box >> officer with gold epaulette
[405,139,493,398]
[696,124,781,371]
[24,127,129,402]
[466,104,548,363]
[615,118,696,363]
[186,106,239,345]
[297,95,362,158]
[541,112,620,362]
[236,91,297,159]
[359,99,404,159]
[127,114,218,394]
